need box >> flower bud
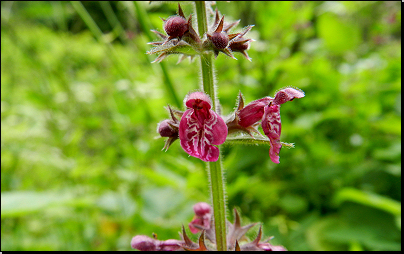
[131,235,158,251]
[164,16,188,39]
[193,202,212,217]
[189,202,212,234]
[210,32,229,49]
[229,39,250,52]
[157,119,178,138]
[159,239,183,251]
[157,105,181,151]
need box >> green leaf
[333,188,401,217]
[224,136,295,148]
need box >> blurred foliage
[1,1,401,251]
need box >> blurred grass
[1,1,401,251]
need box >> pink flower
[261,87,305,163]
[228,88,304,164]
[261,104,282,163]
[188,202,212,234]
[273,87,305,105]
[179,92,228,162]
[238,97,272,128]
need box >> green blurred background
[1,1,401,251]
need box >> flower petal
[193,202,212,217]
[261,105,281,163]
[207,110,228,145]
[273,87,305,105]
[238,97,272,128]
[179,108,227,162]
[184,91,212,110]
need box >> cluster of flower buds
[147,3,254,63]
[204,8,254,61]
[158,87,304,163]
[131,202,287,251]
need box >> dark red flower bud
[164,16,188,39]
[229,39,249,51]
[210,32,229,49]
[158,119,178,137]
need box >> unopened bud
[131,235,158,251]
[158,119,178,138]
[229,39,249,52]
[193,202,212,217]
[164,16,188,38]
[159,239,183,251]
[210,32,229,49]
[189,202,212,234]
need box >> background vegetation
[1,1,401,251]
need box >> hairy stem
[195,1,227,251]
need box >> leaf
[333,188,401,217]
[224,136,294,148]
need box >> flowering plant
[132,2,304,251]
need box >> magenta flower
[273,87,305,105]
[238,97,272,128]
[179,91,228,162]
[188,202,212,234]
[261,104,282,163]
[227,88,304,164]
[261,88,305,163]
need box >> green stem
[208,157,227,251]
[195,1,227,251]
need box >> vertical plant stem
[208,157,227,251]
[195,1,227,251]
